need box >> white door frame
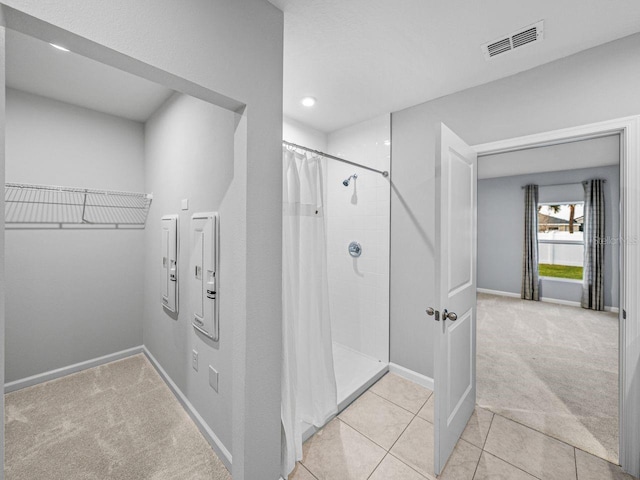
[472,115,640,476]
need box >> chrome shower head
[342,174,358,187]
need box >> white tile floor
[290,373,639,480]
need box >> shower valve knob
[348,241,362,258]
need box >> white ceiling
[6,29,174,123]
[270,0,640,133]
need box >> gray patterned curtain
[522,184,540,301]
[582,179,605,310]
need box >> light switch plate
[209,365,219,392]
[181,198,189,210]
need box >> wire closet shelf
[5,183,153,227]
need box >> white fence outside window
[538,231,584,266]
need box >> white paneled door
[432,123,478,474]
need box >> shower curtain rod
[521,180,607,189]
[283,140,389,178]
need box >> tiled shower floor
[333,342,387,409]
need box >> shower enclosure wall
[325,114,391,408]
[281,115,390,476]
[283,113,390,412]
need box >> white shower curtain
[281,148,337,477]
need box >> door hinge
[623,309,627,320]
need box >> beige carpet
[477,293,619,464]
[5,354,231,480]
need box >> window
[538,203,584,280]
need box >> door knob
[443,309,458,321]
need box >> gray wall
[143,93,237,456]
[4,88,145,382]
[391,32,640,379]
[1,3,283,478]
[478,164,620,308]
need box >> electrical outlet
[209,365,219,392]
[192,350,198,371]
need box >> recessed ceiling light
[301,96,316,107]
[49,43,70,52]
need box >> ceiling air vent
[482,20,544,60]
[486,38,511,57]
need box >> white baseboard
[143,347,232,471]
[477,288,520,298]
[4,345,144,393]
[388,363,434,391]
[477,288,619,313]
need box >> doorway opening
[2,23,247,478]
[469,118,640,475]
[476,134,621,463]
